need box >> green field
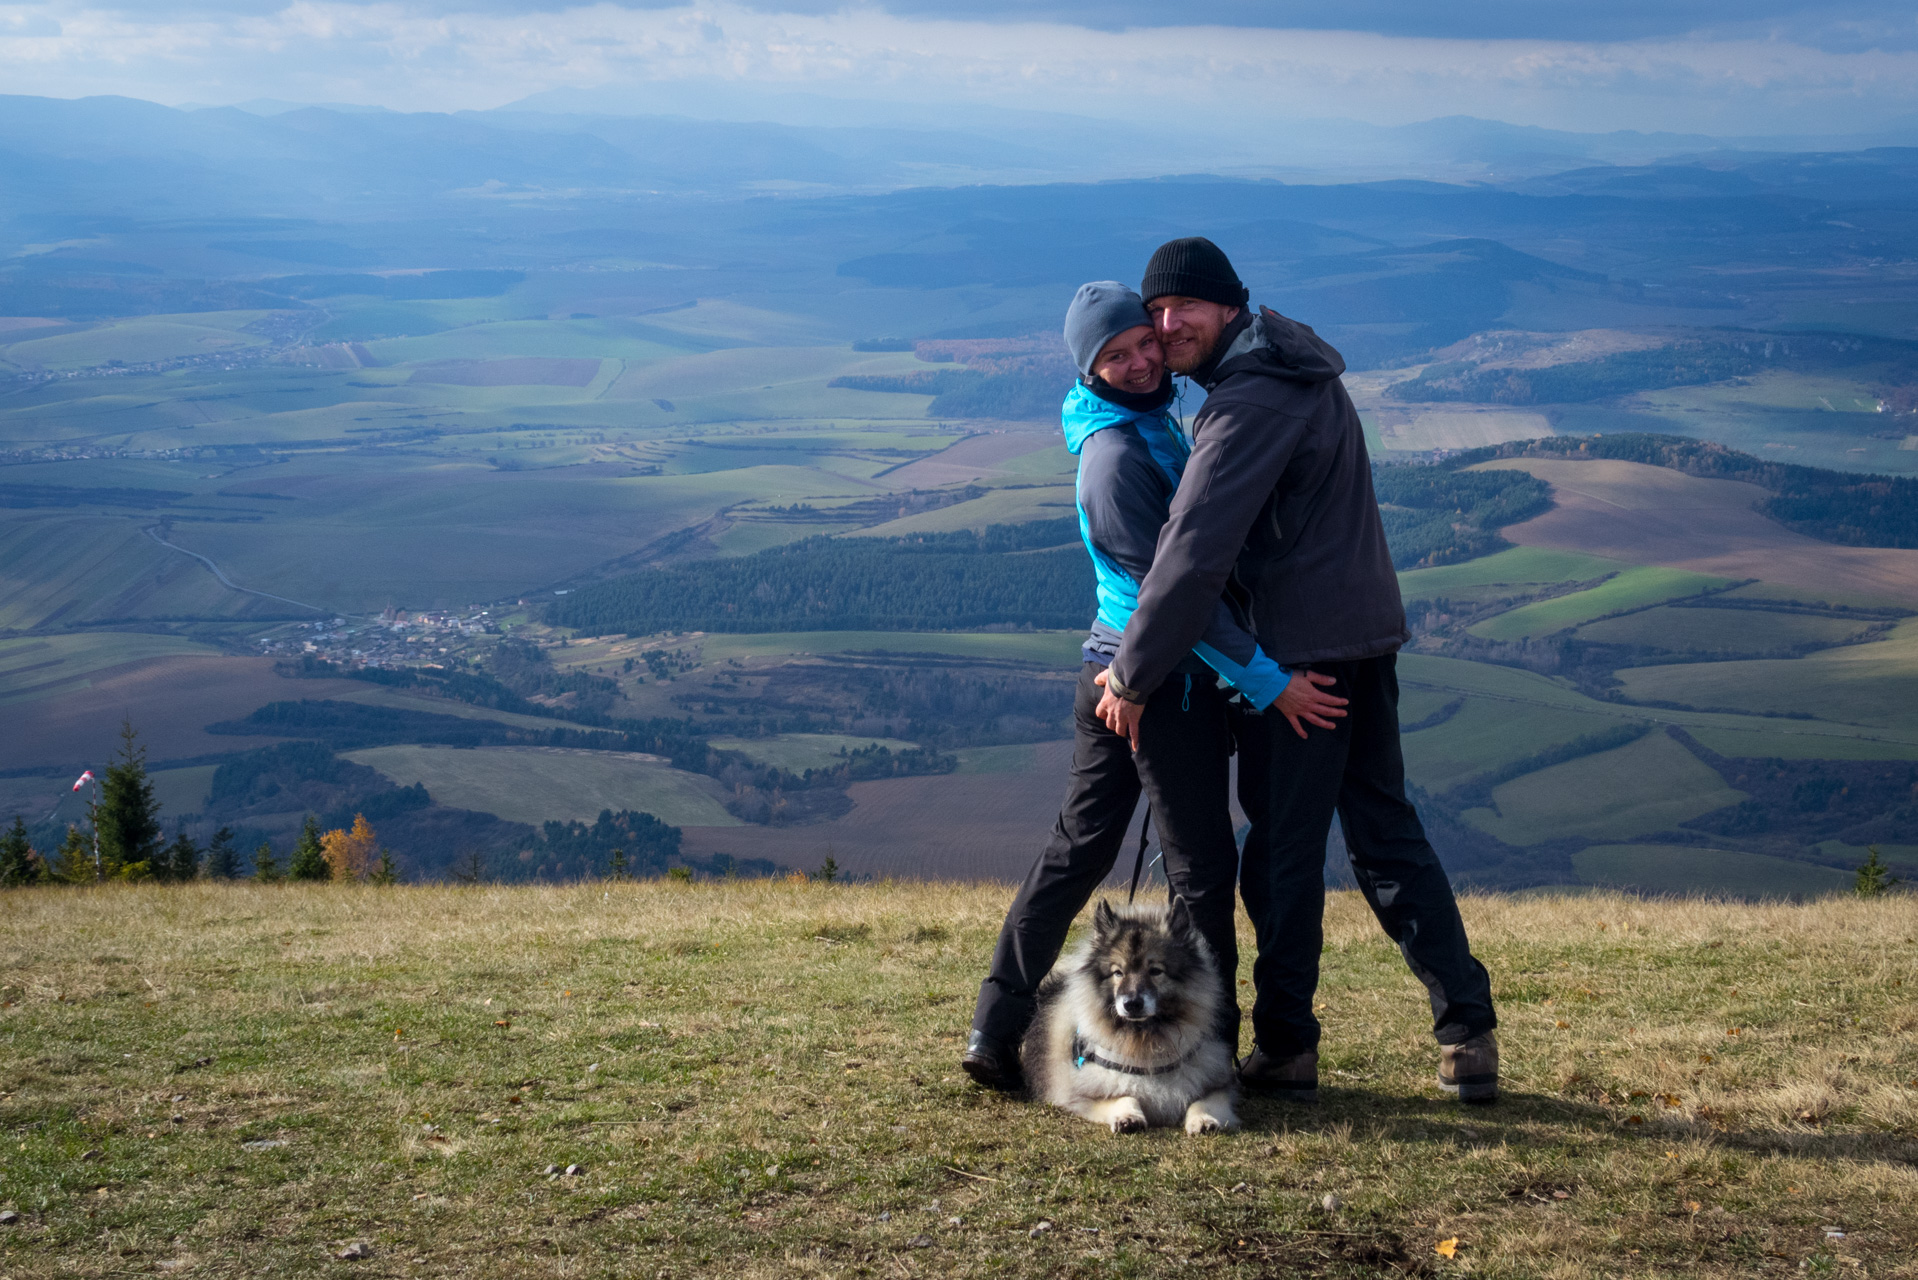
[950,742,1051,774]
[1396,545,1629,602]
[0,311,272,371]
[707,733,920,772]
[1572,844,1853,898]
[0,633,224,704]
[1402,696,1622,793]
[1574,604,1873,654]
[848,485,1079,536]
[1468,567,1730,641]
[1615,619,1918,729]
[343,745,740,828]
[1463,731,1747,846]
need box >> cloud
[2,1,1916,135]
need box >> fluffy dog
[1021,896,1237,1135]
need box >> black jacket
[1108,307,1408,698]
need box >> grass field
[0,311,272,371]
[342,745,740,829]
[1574,605,1871,654]
[1396,546,1629,603]
[1468,567,1729,642]
[1615,619,1918,729]
[1572,845,1855,899]
[847,486,1079,537]
[706,734,920,773]
[0,883,1914,1279]
[1464,731,1748,846]
[0,633,222,705]
[696,631,1086,666]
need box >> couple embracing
[962,238,1501,1111]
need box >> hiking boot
[1439,1031,1499,1104]
[1237,1047,1318,1103]
[961,1031,1023,1093]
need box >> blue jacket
[1062,379,1289,709]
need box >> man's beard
[1161,327,1218,374]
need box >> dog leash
[1126,804,1154,904]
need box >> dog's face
[1084,898,1205,1026]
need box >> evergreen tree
[203,827,240,879]
[96,720,162,876]
[253,840,282,883]
[1856,846,1902,898]
[608,847,627,880]
[287,815,330,881]
[1,817,42,886]
[367,847,399,886]
[159,830,200,883]
[50,826,95,884]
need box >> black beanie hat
[1140,237,1248,308]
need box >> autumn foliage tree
[320,814,380,881]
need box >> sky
[1,1,1916,135]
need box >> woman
[961,282,1292,1090]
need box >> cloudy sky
[1,0,1916,135]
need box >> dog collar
[1072,1032,1198,1077]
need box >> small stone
[586,1063,599,1073]
[564,1164,582,1177]
[876,1211,891,1222]
[1029,1220,1053,1237]
[0,1211,19,1225]
[81,1149,102,1161]
[171,1095,185,1103]
[1228,1182,1249,1194]
[1321,1194,1342,1213]
[337,1241,372,1260]
[172,1115,185,1124]
[907,1234,934,1248]
[241,1139,286,1151]
[764,1165,779,1177]
[1459,1127,1480,1140]
[544,1165,559,1176]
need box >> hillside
[0,883,1913,1278]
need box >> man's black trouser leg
[1237,655,1496,1056]
[972,662,1241,1050]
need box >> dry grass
[1,884,1915,1278]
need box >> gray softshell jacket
[1107,307,1409,700]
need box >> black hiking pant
[971,661,1242,1051]
[1233,654,1496,1055]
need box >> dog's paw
[1184,1093,1238,1136]
[1111,1112,1147,1135]
[1185,1112,1223,1135]
[1103,1099,1148,1134]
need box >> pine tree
[203,827,240,879]
[253,840,283,883]
[1856,846,1902,898]
[50,826,95,884]
[368,847,399,886]
[158,829,200,883]
[96,719,162,877]
[1,817,42,886]
[608,847,627,880]
[287,815,330,881]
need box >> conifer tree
[160,830,200,883]
[253,840,283,883]
[287,815,330,881]
[50,826,95,884]
[96,720,162,876]
[608,846,627,880]
[368,847,400,886]
[1,817,42,886]
[203,827,240,879]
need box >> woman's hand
[1275,669,1347,739]
[1092,669,1144,751]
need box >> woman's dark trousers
[1234,654,1496,1056]
[970,661,1242,1052]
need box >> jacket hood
[1195,306,1346,391]
[1060,377,1176,455]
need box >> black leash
[1126,804,1154,904]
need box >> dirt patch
[407,358,602,387]
[876,427,1060,488]
[1,656,363,771]
[1478,458,1918,606]
[681,740,1132,881]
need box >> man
[1095,238,1501,1104]
[960,281,1345,1092]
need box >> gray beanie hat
[1063,281,1151,378]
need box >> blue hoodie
[1062,379,1289,709]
